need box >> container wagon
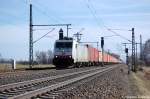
[53,29,121,68]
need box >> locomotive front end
[53,40,74,68]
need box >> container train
[53,29,121,68]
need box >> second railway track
[0,65,119,99]
[0,66,104,85]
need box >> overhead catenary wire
[45,34,57,39]
[84,0,102,33]
[84,0,132,42]
[103,34,119,38]
[33,28,55,44]
[107,29,132,42]
[32,1,65,24]
[108,28,131,31]
[32,5,60,23]
[33,28,54,31]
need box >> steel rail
[9,65,118,99]
[0,67,105,91]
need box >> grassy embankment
[130,66,150,97]
[0,64,55,71]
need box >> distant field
[0,63,55,71]
[0,63,12,71]
[16,64,55,69]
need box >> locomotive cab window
[55,42,72,48]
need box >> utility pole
[122,42,140,72]
[96,42,99,51]
[125,48,129,74]
[74,32,82,42]
[135,43,138,69]
[29,4,33,68]
[74,28,84,42]
[66,24,71,37]
[132,28,136,72]
[28,3,71,69]
[123,28,136,72]
[101,37,104,66]
[28,3,71,68]
[140,35,143,61]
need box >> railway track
[0,65,118,99]
[0,66,101,86]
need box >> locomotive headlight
[55,55,58,58]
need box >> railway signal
[125,48,129,74]
[125,48,128,53]
[101,37,104,48]
[101,37,104,65]
[122,41,140,73]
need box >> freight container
[98,51,102,62]
[73,43,88,63]
[87,45,99,62]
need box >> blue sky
[0,0,150,60]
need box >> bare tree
[35,50,53,64]
[0,53,1,58]
[47,50,53,64]
[0,53,3,63]
[35,51,46,64]
[143,39,150,66]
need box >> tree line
[0,50,53,65]
[142,39,150,66]
[35,50,53,64]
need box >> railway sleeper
[0,94,10,99]
[39,93,61,99]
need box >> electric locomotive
[53,29,75,67]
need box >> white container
[75,44,88,62]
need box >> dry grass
[131,67,150,96]
[132,73,150,95]
[16,64,55,69]
[0,63,55,71]
[0,64,12,70]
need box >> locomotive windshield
[56,42,72,48]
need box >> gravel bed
[0,66,103,85]
[53,65,130,99]
[0,68,102,99]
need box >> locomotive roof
[55,39,73,42]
